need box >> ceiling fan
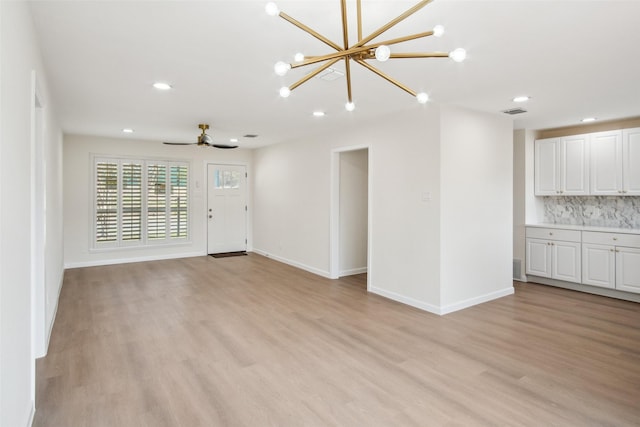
[163,124,238,149]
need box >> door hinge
[245,172,248,178]
[245,205,247,211]
[245,239,247,244]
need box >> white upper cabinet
[590,130,623,195]
[535,135,589,196]
[534,138,559,195]
[623,127,640,195]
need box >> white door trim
[330,145,372,291]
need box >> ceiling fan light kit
[266,0,466,110]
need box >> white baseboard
[440,286,515,315]
[252,249,332,279]
[370,285,515,316]
[369,286,442,315]
[64,251,205,269]
[340,267,367,277]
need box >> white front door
[207,164,247,254]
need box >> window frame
[91,154,191,250]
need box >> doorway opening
[330,146,371,290]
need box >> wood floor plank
[34,254,640,426]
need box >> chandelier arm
[289,58,342,91]
[354,0,434,48]
[357,0,362,42]
[291,45,372,69]
[355,59,417,97]
[279,12,342,51]
[389,52,450,59]
[371,31,435,49]
[345,58,353,103]
[340,0,349,49]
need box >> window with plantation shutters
[93,157,189,248]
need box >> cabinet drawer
[582,231,640,248]
[526,227,581,242]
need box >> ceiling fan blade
[212,144,238,149]
[163,142,197,145]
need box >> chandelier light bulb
[449,48,467,62]
[416,92,429,104]
[345,102,355,112]
[279,87,291,98]
[274,61,290,76]
[433,25,444,37]
[375,45,391,62]
[294,52,305,63]
[265,2,279,16]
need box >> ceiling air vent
[316,68,344,81]
[502,107,528,115]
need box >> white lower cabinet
[526,228,581,283]
[582,231,640,294]
[527,227,640,296]
[582,243,615,288]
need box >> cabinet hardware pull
[613,237,618,241]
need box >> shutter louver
[170,165,188,238]
[96,161,118,242]
[147,163,167,240]
[121,162,142,241]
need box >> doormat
[209,251,248,258]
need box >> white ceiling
[28,0,640,149]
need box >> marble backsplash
[543,196,640,229]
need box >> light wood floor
[35,254,640,426]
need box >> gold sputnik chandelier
[266,0,466,111]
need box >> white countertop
[526,223,640,235]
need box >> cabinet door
[590,131,623,195]
[622,127,640,195]
[582,243,615,288]
[552,241,581,283]
[526,238,551,277]
[560,135,589,195]
[535,139,559,195]
[616,246,640,294]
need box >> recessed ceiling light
[513,96,530,103]
[313,111,325,117]
[122,128,134,133]
[581,117,597,123]
[230,138,239,143]
[153,82,172,90]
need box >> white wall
[439,106,514,311]
[63,134,253,267]
[254,107,443,310]
[1,2,64,426]
[339,149,368,276]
